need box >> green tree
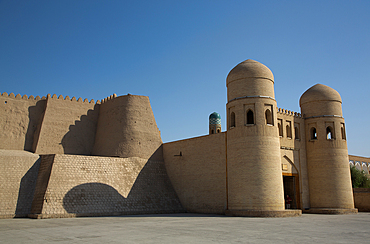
[350,166,370,188]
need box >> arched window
[265,109,272,125]
[311,127,317,140]
[230,112,235,128]
[246,110,254,124]
[217,129,220,133]
[278,119,283,136]
[326,126,333,140]
[341,123,346,140]
[211,129,214,134]
[294,126,299,139]
[286,125,292,138]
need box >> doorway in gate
[283,173,300,209]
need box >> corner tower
[225,59,300,217]
[300,84,357,214]
[209,112,221,134]
[92,94,163,160]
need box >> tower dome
[226,59,274,86]
[209,112,221,134]
[226,59,275,101]
[209,112,221,125]
[300,84,343,118]
[300,84,342,107]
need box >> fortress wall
[277,108,303,148]
[277,109,310,209]
[163,133,227,214]
[34,95,99,155]
[0,150,40,218]
[0,93,46,151]
[353,188,370,212]
[29,154,184,218]
[93,95,163,160]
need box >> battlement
[1,92,96,104]
[99,93,117,104]
[46,94,96,104]
[277,107,302,118]
[1,92,42,101]
[1,91,118,104]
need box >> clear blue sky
[1,0,369,157]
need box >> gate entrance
[283,173,300,209]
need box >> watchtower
[300,84,357,213]
[225,59,300,217]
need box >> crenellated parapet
[277,107,302,118]
[1,92,103,104]
[1,92,42,101]
[45,93,96,104]
[99,93,117,104]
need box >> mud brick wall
[34,95,99,155]
[353,188,370,212]
[0,93,45,151]
[30,154,184,218]
[163,133,227,214]
[0,150,40,218]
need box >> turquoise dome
[209,112,221,125]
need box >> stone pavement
[1,213,370,243]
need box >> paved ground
[1,212,370,243]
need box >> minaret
[225,59,301,217]
[300,84,357,214]
[209,112,221,135]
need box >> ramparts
[92,94,163,160]
[0,92,161,158]
[34,94,99,155]
[29,154,184,218]
[0,92,183,219]
[163,133,227,214]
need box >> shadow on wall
[61,106,99,155]
[63,183,126,214]
[15,158,41,217]
[63,158,184,216]
[25,100,46,152]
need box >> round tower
[209,112,221,135]
[92,94,163,160]
[225,59,300,217]
[300,84,357,214]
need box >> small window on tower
[311,127,317,140]
[265,109,273,125]
[230,112,235,128]
[326,126,334,140]
[246,110,254,125]
[341,123,346,140]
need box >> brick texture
[30,154,184,218]
[0,150,40,218]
